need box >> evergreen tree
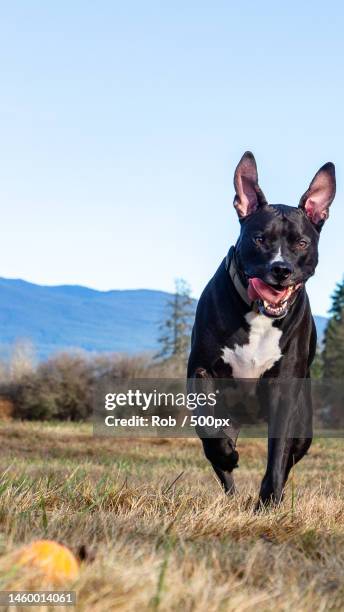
[310,347,323,380]
[323,278,344,379]
[328,280,344,321]
[156,278,195,362]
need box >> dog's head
[233,151,336,318]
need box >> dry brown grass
[0,421,343,611]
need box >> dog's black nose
[270,261,293,280]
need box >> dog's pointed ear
[299,162,336,229]
[233,151,267,219]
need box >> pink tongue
[248,278,289,305]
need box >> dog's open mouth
[247,278,301,318]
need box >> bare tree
[156,278,195,364]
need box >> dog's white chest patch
[222,312,283,378]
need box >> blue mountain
[0,277,327,360]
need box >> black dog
[187,152,336,505]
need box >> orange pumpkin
[17,540,79,585]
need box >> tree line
[312,278,344,379]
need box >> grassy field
[0,421,343,611]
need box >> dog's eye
[297,239,309,249]
[253,235,264,245]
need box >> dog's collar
[225,247,254,308]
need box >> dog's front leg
[188,368,240,494]
[257,379,309,507]
[201,437,239,494]
[258,436,294,506]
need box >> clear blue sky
[0,1,343,316]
